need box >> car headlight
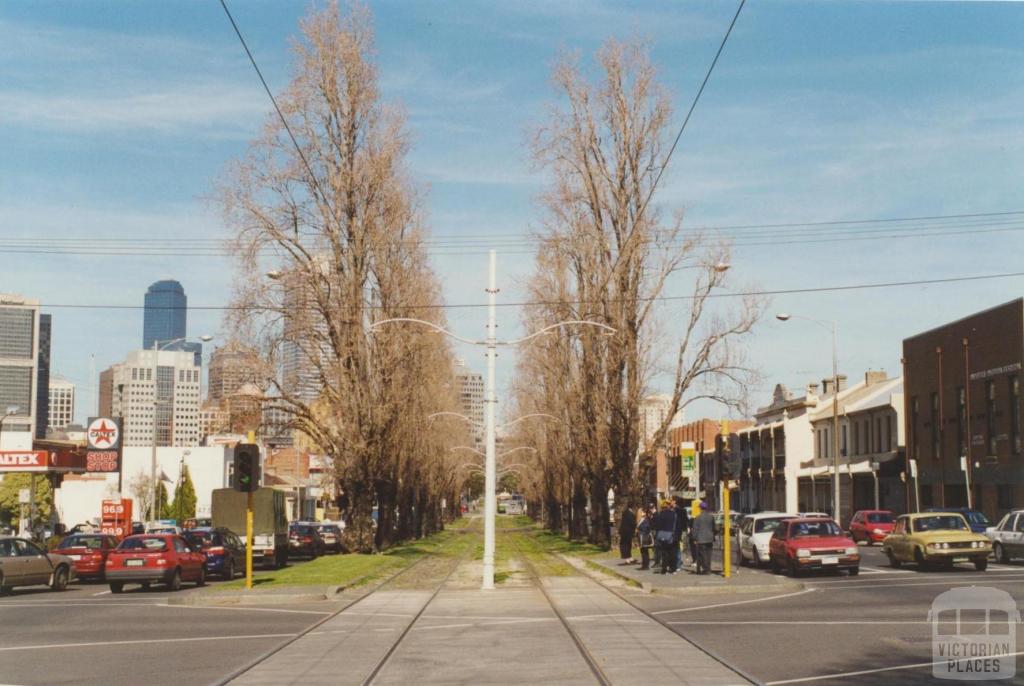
[845,547,858,556]
[796,549,811,558]
[872,528,884,534]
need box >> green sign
[682,455,695,471]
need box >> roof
[843,377,903,413]
[807,379,877,421]
[903,297,1023,342]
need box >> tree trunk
[588,478,612,549]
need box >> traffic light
[233,443,261,492]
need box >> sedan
[51,533,120,581]
[738,512,793,568]
[183,527,246,580]
[769,517,859,577]
[314,524,344,554]
[849,510,896,545]
[0,536,76,594]
[883,513,991,571]
[288,524,325,559]
[105,534,207,593]
[986,510,1024,563]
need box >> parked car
[714,511,742,535]
[849,510,896,545]
[882,512,991,571]
[51,533,120,581]
[986,510,1024,563]
[288,524,325,559]
[924,508,991,534]
[145,521,183,535]
[183,527,245,580]
[105,534,207,592]
[769,517,859,577]
[0,536,76,594]
[798,511,831,519]
[313,523,344,554]
[738,512,794,567]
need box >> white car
[738,512,795,568]
[986,510,1024,563]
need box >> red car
[849,509,896,545]
[769,517,860,577]
[105,534,207,593]
[51,533,120,580]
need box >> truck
[211,487,289,569]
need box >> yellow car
[882,512,992,571]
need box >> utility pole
[483,250,498,590]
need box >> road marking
[765,651,1024,684]
[811,575,1024,592]
[158,604,332,615]
[668,620,938,625]
[92,590,111,596]
[340,611,416,618]
[651,588,817,615]
[0,633,296,652]
[415,617,556,631]
[0,602,166,609]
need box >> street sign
[18,488,30,504]
[86,417,123,473]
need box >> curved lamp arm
[497,446,538,459]
[369,318,483,346]
[497,413,562,431]
[451,446,486,458]
[428,412,483,428]
[503,320,616,346]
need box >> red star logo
[90,420,117,446]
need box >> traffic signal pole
[246,490,254,590]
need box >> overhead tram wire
[31,269,1024,311]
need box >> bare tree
[218,1,460,551]
[522,40,761,547]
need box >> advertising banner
[86,417,123,473]
[0,451,50,472]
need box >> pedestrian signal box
[233,443,260,493]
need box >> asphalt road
[4,543,1024,685]
[634,543,1024,685]
[0,580,329,686]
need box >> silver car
[986,510,1024,563]
[0,536,76,594]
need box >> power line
[219,0,336,222]
[34,269,1024,312]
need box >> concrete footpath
[228,579,751,685]
[591,546,802,596]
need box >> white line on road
[810,576,1024,592]
[0,633,297,652]
[0,602,167,609]
[158,604,332,615]
[92,590,110,596]
[651,588,817,615]
[765,651,1024,684]
[340,611,416,618]
[668,620,937,625]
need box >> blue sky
[2,1,1023,425]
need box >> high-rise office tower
[47,375,75,431]
[0,294,39,450]
[107,349,202,447]
[35,313,51,438]
[142,280,201,365]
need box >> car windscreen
[754,518,788,534]
[117,537,168,551]
[867,513,894,523]
[59,535,107,549]
[966,512,990,526]
[790,521,841,537]
[913,515,968,532]
[185,531,219,546]
[291,526,314,535]
[320,526,341,534]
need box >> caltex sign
[0,451,50,472]
[86,417,122,473]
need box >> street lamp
[149,335,214,521]
[777,312,841,522]
[0,405,21,446]
[373,250,615,590]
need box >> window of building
[931,392,940,460]
[956,387,966,457]
[841,425,847,456]
[885,414,892,452]
[876,416,882,453]
[998,484,1014,510]
[1011,376,1021,455]
[911,396,919,460]
[132,368,138,381]
[986,380,997,456]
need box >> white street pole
[150,340,159,521]
[483,249,498,590]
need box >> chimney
[806,382,819,397]
[821,375,848,394]
[865,370,888,386]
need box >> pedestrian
[618,502,637,565]
[672,498,689,571]
[692,500,715,575]
[636,507,654,570]
[653,500,678,574]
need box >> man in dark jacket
[618,503,637,564]
[652,500,678,574]
[692,501,715,574]
[672,498,689,571]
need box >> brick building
[903,298,1024,521]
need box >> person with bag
[617,503,637,565]
[692,501,715,575]
[653,500,678,574]
[636,507,654,570]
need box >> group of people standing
[618,499,715,575]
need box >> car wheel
[0,574,9,596]
[994,543,1009,564]
[770,556,781,575]
[753,549,762,568]
[168,569,182,592]
[196,566,207,587]
[848,566,860,576]
[886,549,901,569]
[50,566,69,592]
[789,559,801,578]
[223,560,235,581]
[738,548,748,567]
[141,582,151,591]
[109,582,124,594]
[914,547,928,570]
[974,558,988,572]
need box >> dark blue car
[183,527,246,580]
[924,508,992,534]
